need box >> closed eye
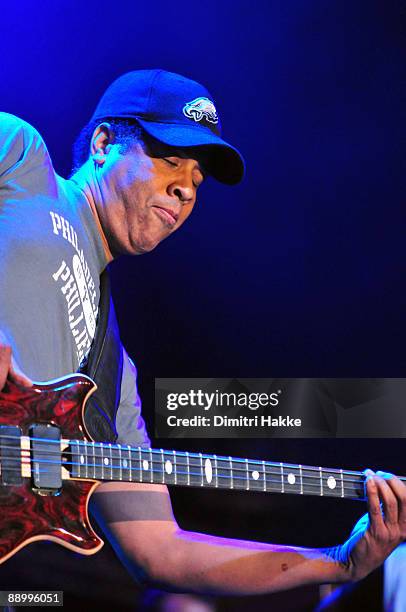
[163,157,178,167]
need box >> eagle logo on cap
[183,97,219,124]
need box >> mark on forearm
[281,563,289,572]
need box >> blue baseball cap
[90,69,245,185]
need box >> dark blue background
[2,1,405,379]
[1,1,405,609]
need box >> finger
[365,471,386,533]
[374,472,399,527]
[0,344,12,390]
[378,472,406,529]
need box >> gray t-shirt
[0,112,149,447]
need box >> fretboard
[68,442,403,501]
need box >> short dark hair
[71,117,143,174]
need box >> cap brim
[135,118,245,185]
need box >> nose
[167,177,195,204]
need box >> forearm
[122,526,349,595]
[94,473,406,595]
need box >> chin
[131,237,163,255]
[128,227,172,256]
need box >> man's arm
[1,338,405,595]
[90,472,406,595]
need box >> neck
[71,162,114,263]
[69,442,375,501]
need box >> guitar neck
[68,441,398,501]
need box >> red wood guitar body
[0,375,103,564]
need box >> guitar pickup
[30,424,62,492]
[0,425,23,485]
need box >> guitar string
[0,451,376,491]
[0,444,400,487]
[0,462,367,497]
[0,435,390,481]
[0,457,363,488]
[0,442,371,485]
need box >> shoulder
[0,113,43,143]
[0,113,51,180]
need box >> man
[0,69,405,597]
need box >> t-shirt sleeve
[115,348,151,448]
[0,113,53,191]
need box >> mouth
[152,206,179,226]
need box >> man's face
[95,133,206,256]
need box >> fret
[78,441,85,479]
[203,457,214,487]
[340,469,344,498]
[139,448,150,482]
[161,450,176,486]
[280,463,302,496]
[264,462,284,493]
[120,445,130,481]
[299,464,303,494]
[246,460,264,492]
[161,449,165,484]
[171,451,188,486]
[214,455,218,488]
[199,453,203,487]
[77,441,85,479]
[188,452,202,487]
[186,451,190,486]
[101,443,109,480]
[262,460,266,492]
[99,443,106,479]
[110,444,121,481]
[108,444,113,480]
[215,456,230,489]
[137,447,142,482]
[90,442,95,479]
[342,470,365,500]
[70,441,79,478]
[82,441,88,478]
[245,458,249,491]
[149,448,153,483]
[228,458,243,491]
[322,468,345,498]
[92,442,102,479]
[84,441,88,479]
[118,445,123,481]
[100,443,104,480]
[301,466,324,496]
[229,457,234,489]
[319,467,323,496]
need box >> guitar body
[0,374,103,564]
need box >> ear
[90,122,113,166]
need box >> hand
[338,470,406,581]
[0,331,32,391]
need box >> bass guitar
[0,374,403,564]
